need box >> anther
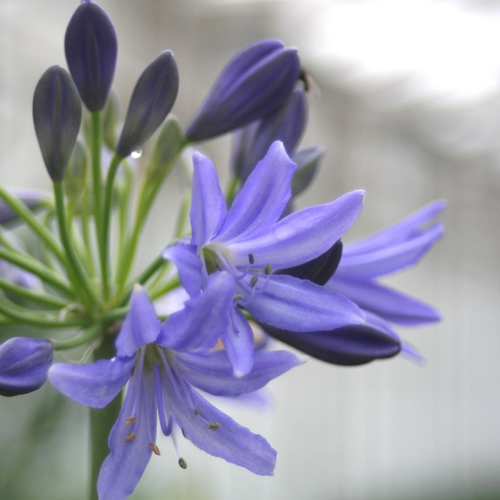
[215,260,223,271]
[125,432,136,442]
[250,276,259,288]
[178,458,188,469]
[232,294,244,302]
[208,422,220,430]
[193,409,200,416]
[150,442,161,455]
[125,416,137,426]
[248,254,255,264]
[264,264,272,275]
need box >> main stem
[91,112,103,272]
[90,333,122,500]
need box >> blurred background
[1,0,499,499]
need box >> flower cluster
[0,1,445,499]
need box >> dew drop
[131,147,143,159]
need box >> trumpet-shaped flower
[163,141,365,377]
[49,282,303,500]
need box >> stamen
[215,250,248,280]
[125,432,136,442]
[178,458,188,469]
[232,294,244,302]
[153,364,171,436]
[194,409,200,416]
[248,254,255,264]
[150,442,161,455]
[125,416,137,426]
[215,260,223,271]
[250,276,259,288]
[265,264,272,275]
[208,422,220,431]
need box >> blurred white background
[1,0,499,499]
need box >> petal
[262,311,401,366]
[336,222,444,278]
[174,348,304,397]
[158,271,234,353]
[164,372,277,476]
[190,152,227,248]
[329,276,441,325]
[221,308,255,377]
[98,369,157,500]
[242,274,364,332]
[116,286,161,357]
[216,141,296,242]
[227,190,365,270]
[345,200,447,256]
[48,357,134,408]
[162,242,203,298]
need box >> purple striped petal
[162,243,203,298]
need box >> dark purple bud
[186,39,301,142]
[0,337,53,396]
[277,240,343,286]
[291,145,324,197]
[65,0,118,111]
[261,322,401,366]
[231,84,307,181]
[0,188,50,226]
[116,51,179,159]
[33,66,82,182]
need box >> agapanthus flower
[0,337,53,396]
[49,282,303,500]
[163,141,365,377]
[262,201,445,364]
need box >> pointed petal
[262,311,401,366]
[174,348,304,397]
[48,357,133,408]
[165,372,276,475]
[242,274,364,332]
[190,152,227,248]
[345,200,447,256]
[221,308,255,377]
[217,141,296,242]
[336,222,444,278]
[158,272,234,353]
[227,190,365,270]
[98,369,157,500]
[163,242,203,298]
[329,276,441,325]
[116,286,161,357]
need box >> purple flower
[186,39,301,142]
[163,141,365,376]
[65,0,118,112]
[0,337,53,396]
[49,283,302,500]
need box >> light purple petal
[163,242,203,298]
[336,222,444,278]
[345,200,447,256]
[227,190,365,270]
[116,286,161,357]
[174,348,304,397]
[221,308,255,377]
[158,272,234,353]
[329,276,441,325]
[48,357,134,408]
[190,152,227,248]
[216,141,296,242]
[242,274,364,332]
[98,369,157,500]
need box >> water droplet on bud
[131,147,143,159]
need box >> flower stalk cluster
[0,2,445,500]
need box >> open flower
[49,281,303,500]
[163,141,365,377]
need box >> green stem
[150,274,180,301]
[90,335,122,500]
[81,185,94,276]
[0,277,68,308]
[101,154,122,301]
[52,321,103,350]
[225,176,239,206]
[91,112,103,271]
[117,162,134,272]
[54,182,98,309]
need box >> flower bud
[65,0,118,111]
[63,139,88,203]
[291,145,324,197]
[33,66,82,182]
[0,337,53,396]
[231,84,307,181]
[147,115,185,180]
[186,39,301,142]
[0,189,50,226]
[116,51,179,159]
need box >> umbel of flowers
[0,1,445,499]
